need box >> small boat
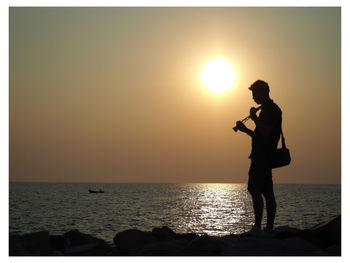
[88,189,104,193]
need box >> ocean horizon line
[9,181,341,185]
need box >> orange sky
[9,7,341,183]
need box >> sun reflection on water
[177,183,253,236]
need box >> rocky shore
[9,215,341,256]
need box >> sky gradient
[9,7,341,183]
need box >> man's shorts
[248,154,273,195]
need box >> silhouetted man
[235,80,282,233]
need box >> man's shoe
[244,225,262,236]
[262,227,274,233]
[262,227,275,237]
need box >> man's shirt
[249,99,282,159]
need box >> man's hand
[235,121,247,132]
[235,121,254,137]
[250,107,258,121]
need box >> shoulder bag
[270,130,291,169]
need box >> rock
[296,215,341,251]
[175,233,199,241]
[311,215,341,246]
[113,229,157,255]
[313,248,329,256]
[133,239,188,255]
[298,229,328,249]
[223,235,319,256]
[113,227,199,255]
[224,237,281,256]
[51,250,64,256]
[63,229,113,256]
[274,226,300,239]
[9,231,51,256]
[229,238,280,256]
[327,244,341,256]
[185,235,232,255]
[9,215,341,256]
[9,237,30,256]
[221,237,266,256]
[49,235,64,253]
[278,237,319,255]
[152,226,177,241]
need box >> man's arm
[241,127,254,137]
[235,121,254,137]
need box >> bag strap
[281,130,286,149]
[280,116,287,148]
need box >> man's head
[249,80,270,104]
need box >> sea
[9,183,341,244]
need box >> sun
[201,59,236,94]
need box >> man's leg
[263,191,276,230]
[250,191,264,228]
[248,158,265,229]
[262,172,276,230]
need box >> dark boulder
[175,233,199,241]
[275,236,319,256]
[310,215,341,246]
[297,215,341,253]
[273,226,300,239]
[113,227,200,255]
[63,229,113,256]
[113,229,156,255]
[9,215,341,256]
[9,231,51,256]
[185,235,232,255]
[298,229,328,249]
[327,244,341,256]
[152,226,177,241]
[49,235,65,253]
[223,235,319,256]
[133,239,188,255]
